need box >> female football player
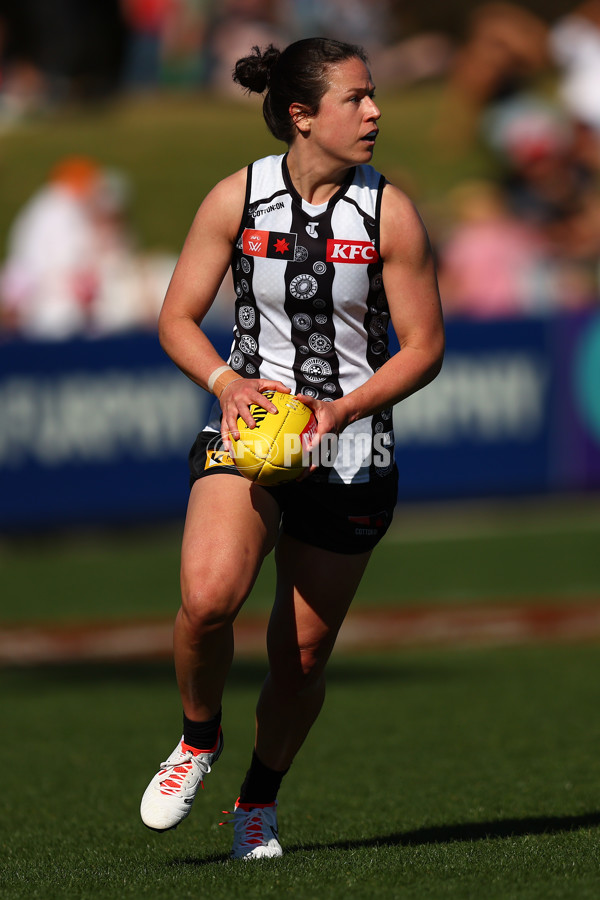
[140,36,444,859]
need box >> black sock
[239,750,289,805]
[182,708,222,750]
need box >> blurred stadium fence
[1,311,599,532]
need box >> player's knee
[270,639,329,695]
[180,572,244,634]
[298,643,324,683]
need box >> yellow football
[230,391,317,485]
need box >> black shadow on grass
[0,657,455,691]
[286,810,600,854]
[167,811,600,867]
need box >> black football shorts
[188,429,398,555]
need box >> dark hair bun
[233,44,280,94]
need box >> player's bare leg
[175,474,281,721]
[256,535,372,771]
[228,535,371,858]
[141,474,280,832]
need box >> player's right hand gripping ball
[230,391,317,485]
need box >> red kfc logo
[326,239,379,263]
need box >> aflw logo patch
[242,229,297,260]
[326,239,379,263]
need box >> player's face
[309,57,380,166]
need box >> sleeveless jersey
[211,153,395,485]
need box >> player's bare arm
[158,169,290,440]
[158,168,246,384]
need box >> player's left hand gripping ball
[230,391,317,485]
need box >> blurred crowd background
[2,0,600,339]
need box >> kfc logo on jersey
[242,228,297,260]
[326,239,379,263]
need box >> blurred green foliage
[0,85,497,259]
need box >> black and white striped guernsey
[210,153,396,484]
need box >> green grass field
[2,645,600,899]
[2,497,600,898]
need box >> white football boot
[140,729,223,832]
[230,799,283,859]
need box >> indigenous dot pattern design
[228,154,394,483]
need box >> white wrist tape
[207,365,232,393]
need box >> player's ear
[290,103,312,135]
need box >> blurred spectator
[0,157,103,337]
[279,0,452,89]
[201,0,286,94]
[428,2,600,317]
[121,0,176,90]
[434,2,549,155]
[482,94,600,309]
[0,156,175,339]
[436,179,556,318]
[550,2,600,137]
[549,1,600,187]
[120,0,208,90]
[0,0,127,118]
[160,0,209,87]
[482,95,591,227]
[0,0,48,119]
[283,0,391,47]
[85,169,177,335]
[373,32,453,89]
